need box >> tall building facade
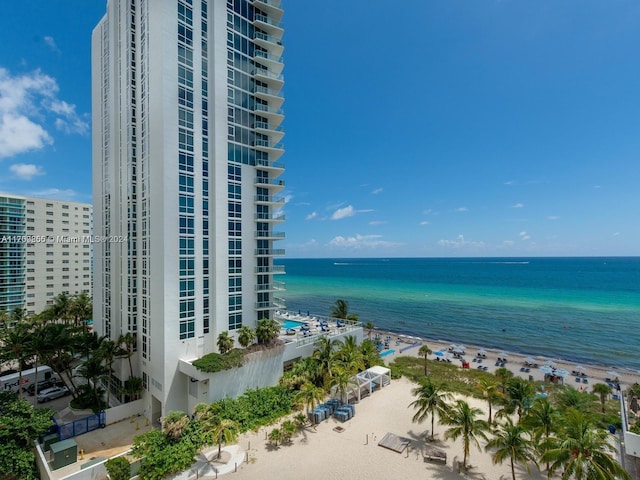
[92,0,285,418]
[0,194,92,316]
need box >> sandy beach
[377,332,639,388]
[230,377,547,480]
[222,333,638,480]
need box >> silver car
[37,385,70,403]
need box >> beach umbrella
[498,351,508,358]
[607,370,620,378]
[477,349,487,355]
[575,365,586,371]
[554,368,569,377]
[544,360,556,367]
[524,357,535,364]
[539,366,554,375]
[434,350,445,357]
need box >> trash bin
[608,425,616,434]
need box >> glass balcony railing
[254,194,284,203]
[254,50,283,64]
[255,248,286,256]
[255,230,286,239]
[254,213,285,222]
[255,265,286,274]
[253,86,284,99]
[253,0,283,10]
[254,14,283,30]
[254,32,283,46]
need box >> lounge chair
[575,377,581,383]
[582,378,588,384]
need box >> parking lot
[22,388,73,413]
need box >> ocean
[276,257,640,371]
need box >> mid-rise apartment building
[0,194,93,316]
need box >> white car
[37,385,70,403]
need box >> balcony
[252,139,284,160]
[255,248,286,256]
[256,158,285,175]
[254,177,285,192]
[252,68,284,91]
[255,230,285,240]
[254,50,284,75]
[253,14,284,37]
[255,281,285,292]
[252,102,284,125]
[252,0,283,21]
[253,32,284,56]
[254,120,285,143]
[254,212,285,223]
[255,265,286,274]
[253,86,284,110]
[254,194,285,206]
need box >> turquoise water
[277,257,640,370]
[281,319,306,330]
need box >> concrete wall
[105,399,145,425]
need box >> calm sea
[276,257,640,370]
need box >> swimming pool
[380,349,395,358]
[281,319,307,330]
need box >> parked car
[26,377,61,396]
[37,385,70,403]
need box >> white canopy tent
[332,366,391,403]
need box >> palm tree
[268,427,283,446]
[237,326,255,349]
[256,318,280,344]
[359,339,382,369]
[293,413,307,430]
[418,344,432,376]
[217,331,234,354]
[313,336,341,387]
[364,321,375,338]
[98,338,121,405]
[592,383,612,415]
[409,378,452,441]
[77,355,109,408]
[485,417,538,480]
[523,397,556,473]
[118,332,136,378]
[335,336,364,374]
[555,387,597,415]
[69,292,92,328]
[52,292,72,323]
[330,299,359,321]
[281,420,297,443]
[211,418,239,459]
[495,366,514,394]
[501,378,535,420]
[542,409,631,480]
[329,364,358,403]
[0,320,30,398]
[295,382,325,426]
[476,378,502,423]
[442,399,490,471]
[163,411,190,442]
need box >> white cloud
[511,203,524,208]
[305,211,317,221]
[547,215,560,221]
[371,187,383,195]
[331,205,356,220]
[27,188,77,200]
[437,234,485,249]
[613,232,620,237]
[0,67,88,159]
[502,240,515,247]
[504,180,515,186]
[329,234,400,249]
[519,231,531,241]
[369,220,387,226]
[419,221,430,226]
[44,36,60,53]
[10,163,44,180]
[456,207,468,212]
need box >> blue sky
[1,1,638,258]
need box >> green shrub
[209,385,294,432]
[192,349,244,373]
[105,456,130,480]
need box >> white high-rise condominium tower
[92,0,286,419]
